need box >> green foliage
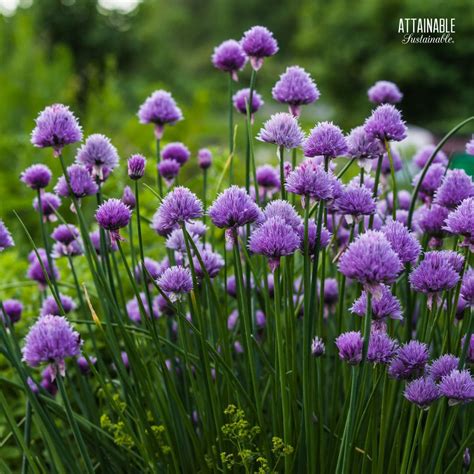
[215,404,293,472]
[294,0,474,130]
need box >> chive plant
[0,25,474,474]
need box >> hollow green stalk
[36,189,60,297]
[20,400,32,474]
[228,73,234,184]
[55,370,94,474]
[368,154,383,229]
[273,263,291,472]
[384,139,398,220]
[156,138,163,196]
[279,145,286,201]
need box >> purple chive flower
[414,204,449,238]
[41,366,58,395]
[439,370,474,405]
[283,161,293,179]
[335,184,376,219]
[234,341,244,354]
[409,252,460,303]
[412,144,448,169]
[240,25,278,70]
[158,159,181,186]
[272,66,320,117]
[152,187,203,236]
[364,104,407,142]
[120,351,130,370]
[128,154,146,180]
[249,217,300,271]
[444,197,474,244]
[21,164,52,190]
[33,192,61,222]
[257,112,305,149]
[186,221,207,237]
[404,377,440,409]
[374,147,403,175]
[226,275,254,298]
[460,268,474,305]
[256,165,280,191]
[211,40,247,80]
[435,250,464,273]
[138,90,183,139]
[255,310,266,328]
[2,299,23,324]
[55,164,98,199]
[51,224,80,245]
[303,121,347,158]
[349,175,379,197]
[122,185,136,210]
[51,224,81,256]
[413,164,445,201]
[166,228,200,253]
[311,336,325,357]
[0,220,14,251]
[321,278,339,306]
[77,356,97,375]
[27,248,59,289]
[76,134,119,180]
[335,331,363,365]
[233,88,264,116]
[381,220,421,265]
[22,314,82,377]
[263,200,300,230]
[367,329,399,364]
[297,219,331,255]
[89,230,117,255]
[394,210,409,226]
[27,376,40,394]
[31,104,83,156]
[466,138,474,156]
[367,81,403,105]
[434,169,474,209]
[388,190,411,211]
[388,340,429,380]
[157,265,193,302]
[52,239,82,259]
[126,292,158,323]
[339,230,403,291]
[456,297,468,320]
[285,158,334,202]
[193,249,224,279]
[208,185,260,232]
[161,142,190,166]
[227,309,239,330]
[346,126,384,163]
[429,354,460,383]
[351,285,403,320]
[198,148,212,170]
[464,448,471,470]
[134,257,167,285]
[41,294,76,317]
[95,198,132,243]
[154,293,172,316]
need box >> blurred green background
[1,0,473,223]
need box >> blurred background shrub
[1,0,473,218]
